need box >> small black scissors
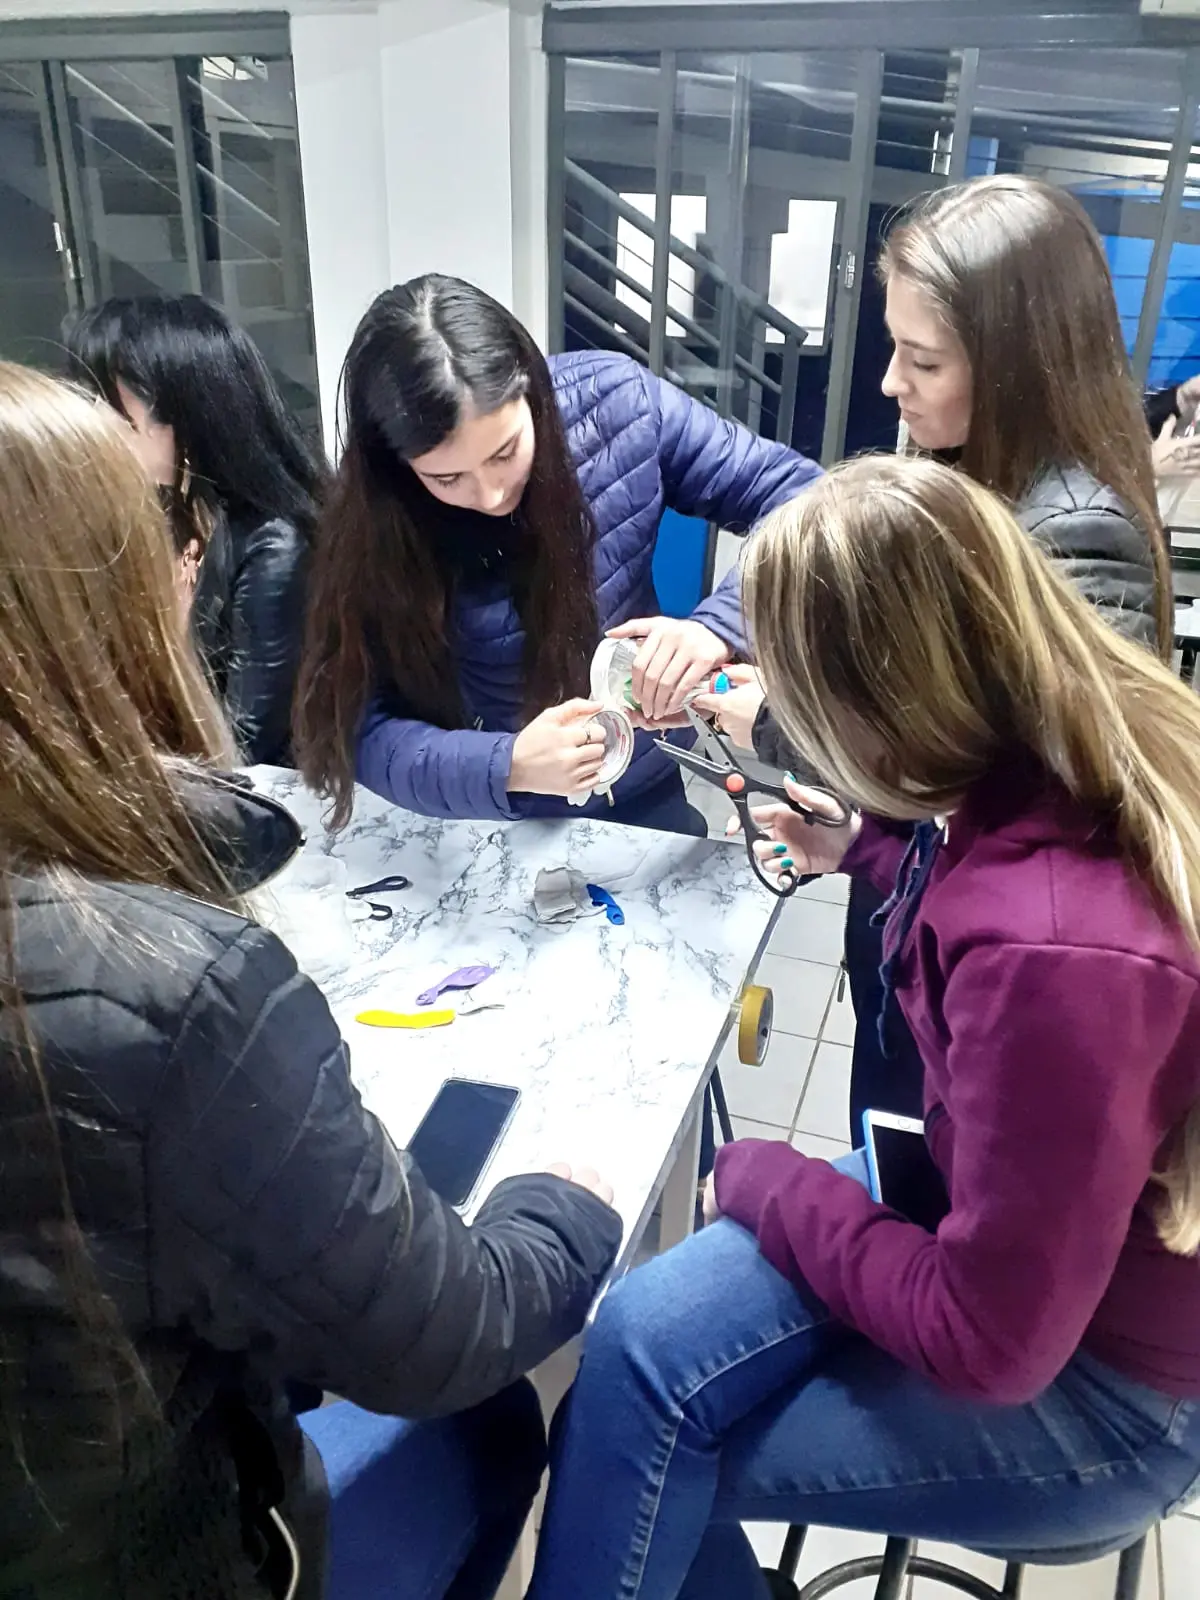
[347,874,411,922]
[655,708,852,898]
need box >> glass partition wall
[0,14,318,434]
[547,2,1200,466]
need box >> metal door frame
[544,2,1200,56]
[0,11,293,337]
[546,1,1200,457]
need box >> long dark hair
[294,275,598,827]
[63,294,324,548]
[880,175,1172,658]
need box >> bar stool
[765,1522,1152,1600]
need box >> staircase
[562,158,807,447]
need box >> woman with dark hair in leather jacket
[693,175,1171,1140]
[0,361,621,1599]
[64,294,324,767]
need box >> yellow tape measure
[356,1009,456,1030]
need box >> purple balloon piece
[416,964,496,1007]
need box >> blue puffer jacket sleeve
[356,700,522,821]
[649,373,822,651]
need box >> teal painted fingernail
[773,843,788,855]
[780,857,794,870]
[784,771,796,783]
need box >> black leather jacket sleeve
[195,517,309,767]
[1015,479,1159,650]
[227,519,309,766]
[147,923,622,1418]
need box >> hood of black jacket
[174,768,305,895]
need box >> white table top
[249,768,781,1265]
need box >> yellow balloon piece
[355,1009,456,1030]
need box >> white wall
[3,0,551,451]
[290,7,390,449]
[379,0,514,299]
[291,0,548,450]
[509,5,550,351]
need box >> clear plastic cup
[253,854,362,985]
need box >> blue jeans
[528,1163,1200,1600]
[299,1380,544,1600]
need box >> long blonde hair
[0,361,233,892]
[880,175,1172,658]
[746,454,1200,1253]
[0,361,236,1470]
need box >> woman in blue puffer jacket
[294,274,820,834]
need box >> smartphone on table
[861,1109,950,1234]
[407,1078,520,1210]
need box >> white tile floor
[694,787,1195,1599]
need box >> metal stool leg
[1000,1562,1025,1598]
[710,1066,735,1143]
[778,1525,808,1582]
[874,1538,915,1600]
[1113,1534,1148,1600]
[796,1537,915,1600]
[782,1530,1150,1600]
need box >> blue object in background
[1084,184,1200,392]
[965,135,999,178]
[653,508,709,617]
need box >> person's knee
[586,1220,765,1375]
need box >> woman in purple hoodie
[527,454,1200,1599]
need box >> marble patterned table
[250,766,782,1267]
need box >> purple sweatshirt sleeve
[355,701,522,820]
[839,816,910,896]
[715,942,1194,1403]
[648,371,822,654]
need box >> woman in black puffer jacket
[0,361,621,1600]
[65,294,324,767]
[695,175,1170,1139]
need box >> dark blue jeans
[529,1164,1200,1600]
[612,772,708,839]
[846,875,924,1142]
[298,1381,544,1600]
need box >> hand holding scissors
[734,775,861,890]
[654,709,856,896]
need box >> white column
[294,0,550,452]
[291,6,390,452]
[377,0,516,307]
[509,5,550,348]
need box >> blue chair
[766,1522,1152,1600]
